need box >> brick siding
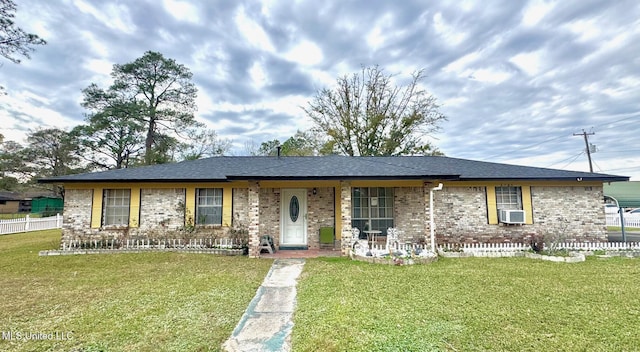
[61,189,94,244]
[258,188,280,248]
[307,187,335,250]
[393,186,427,244]
[434,186,606,244]
[139,188,185,230]
[59,183,607,253]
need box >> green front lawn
[4,230,639,351]
[0,213,42,219]
[293,257,640,351]
[607,226,640,232]
[0,230,273,352]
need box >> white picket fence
[0,214,63,235]
[606,215,640,228]
[438,241,640,252]
[62,237,238,251]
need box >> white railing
[606,215,640,228]
[0,214,62,235]
[438,241,640,252]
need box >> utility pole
[573,130,595,172]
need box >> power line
[599,166,640,172]
[592,113,640,130]
[545,151,584,168]
[486,134,569,159]
[559,152,585,170]
[486,113,639,160]
[592,159,604,173]
[596,149,640,154]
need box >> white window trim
[196,188,223,225]
[102,189,130,226]
[351,187,394,234]
[496,186,523,210]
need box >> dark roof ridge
[358,156,451,176]
[226,156,314,176]
[433,154,626,178]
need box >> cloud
[1,0,638,179]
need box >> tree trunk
[145,119,155,165]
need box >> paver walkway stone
[223,258,305,352]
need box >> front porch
[245,180,434,258]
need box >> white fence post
[0,214,64,235]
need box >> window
[103,189,130,226]
[495,186,522,210]
[352,187,394,236]
[196,188,223,225]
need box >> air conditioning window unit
[499,209,526,224]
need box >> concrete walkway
[223,259,305,352]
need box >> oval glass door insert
[289,196,300,222]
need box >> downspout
[430,183,443,252]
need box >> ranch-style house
[40,155,628,257]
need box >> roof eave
[225,174,462,181]
[38,178,231,184]
[459,176,630,182]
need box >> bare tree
[178,128,232,160]
[304,65,446,156]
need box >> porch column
[340,181,352,256]
[248,181,260,258]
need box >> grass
[5,231,640,351]
[607,226,640,232]
[0,213,43,219]
[293,256,640,351]
[0,230,273,351]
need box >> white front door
[281,189,307,246]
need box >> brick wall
[232,188,249,224]
[59,183,607,252]
[393,187,426,244]
[61,187,225,244]
[307,187,335,250]
[61,189,145,242]
[434,185,606,244]
[139,188,185,230]
[531,186,605,242]
[61,189,93,244]
[258,188,280,248]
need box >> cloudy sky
[1,0,639,179]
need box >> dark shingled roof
[39,155,629,183]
